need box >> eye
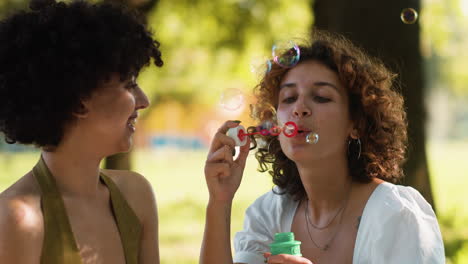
[281,96,297,104]
[313,96,331,103]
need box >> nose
[135,85,150,110]
[293,97,311,118]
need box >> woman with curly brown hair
[201,31,444,264]
[0,0,163,263]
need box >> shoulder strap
[32,156,82,264]
[100,172,142,264]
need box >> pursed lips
[296,125,312,135]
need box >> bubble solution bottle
[269,232,302,256]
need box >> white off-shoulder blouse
[233,182,445,264]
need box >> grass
[1,140,467,263]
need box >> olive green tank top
[32,156,142,264]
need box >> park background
[1,0,468,263]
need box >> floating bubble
[220,88,245,111]
[272,40,300,68]
[400,8,418,24]
[306,132,319,144]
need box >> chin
[121,140,133,153]
[287,152,312,163]
[112,137,134,154]
[283,144,318,163]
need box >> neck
[295,154,353,221]
[40,139,106,198]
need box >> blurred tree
[313,0,435,208]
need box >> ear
[73,101,90,118]
[348,120,359,139]
[349,128,359,139]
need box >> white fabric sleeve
[233,191,282,264]
[370,186,445,264]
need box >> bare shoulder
[353,178,384,197]
[100,169,157,223]
[350,178,385,214]
[0,172,43,262]
[100,169,155,199]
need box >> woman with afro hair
[201,31,445,264]
[0,0,163,263]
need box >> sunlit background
[1,0,467,263]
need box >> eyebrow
[279,81,339,92]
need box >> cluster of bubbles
[223,9,419,147]
[221,40,301,111]
[249,40,301,77]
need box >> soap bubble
[220,88,245,111]
[272,40,300,68]
[401,8,418,24]
[306,132,319,144]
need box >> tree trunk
[313,0,435,209]
[103,0,158,170]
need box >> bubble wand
[227,121,319,146]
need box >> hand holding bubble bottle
[270,232,302,256]
[263,232,314,264]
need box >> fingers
[234,136,250,167]
[217,120,241,134]
[209,133,236,155]
[204,162,231,180]
[206,145,234,165]
[266,254,313,264]
[208,121,239,154]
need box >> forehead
[280,60,342,90]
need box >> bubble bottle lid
[269,232,302,256]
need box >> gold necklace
[304,183,352,251]
[305,197,347,230]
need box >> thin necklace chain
[304,183,352,251]
[305,196,347,230]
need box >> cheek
[275,107,290,125]
[317,109,352,142]
[101,94,135,121]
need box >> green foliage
[421,0,468,96]
[137,0,312,109]
[0,0,28,19]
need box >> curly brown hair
[249,30,408,201]
[0,0,163,148]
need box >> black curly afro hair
[0,0,163,149]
